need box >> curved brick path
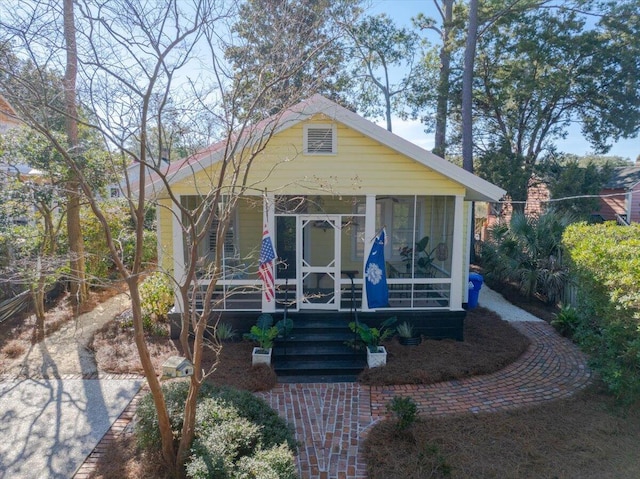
[256,320,592,479]
[75,289,592,479]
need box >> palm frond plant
[551,304,581,338]
[481,210,573,303]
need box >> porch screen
[380,196,454,279]
[180,195,238,272]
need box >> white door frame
[297,215,341,310]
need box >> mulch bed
[364,383,640,479]
[92,306,529,391]
[358,307,530,386]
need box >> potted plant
[396,321,421,346]
[244,313,279,365]
[349,316,397,368]
[399,235,447,277]
[275,317,294,338]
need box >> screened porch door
[298,215,341,310]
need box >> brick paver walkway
[256,320,591,479]
[76,319,591,479]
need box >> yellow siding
[158,198,174,272]
[170,117,465,197]
[159,117,468,284]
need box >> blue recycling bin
[467,272,484,309]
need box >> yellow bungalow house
[148,95,504,375]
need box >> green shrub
[208,386,296,450]
[81,202,157,283]
[187,401,262,479]
[386,396,418,431]
[214,322,237,341]
[563,222,640,403]
[136,381,297,478]
[136,380,192,451]
[236,444,298,479]
[121,228,157,268]
[551,304,581,338]
[139,271,174,328]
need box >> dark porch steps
[273,315,366,382]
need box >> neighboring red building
[483,163,640,235]
[481,176,549,239]
[0,94,21,132]
[596,165,640,224]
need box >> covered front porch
[171,193,469,317]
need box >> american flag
[258,225,277,302]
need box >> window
[180,195,237,264]
[303,124,336,154]
[110,187,120,198]
[208,218,237,259]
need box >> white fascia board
[308,96,506,203]
[145,95,506,203]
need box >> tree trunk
[176,320,207,472]
[385,90,393,132]
[31,256,46,343]
[462,0,479,173]
[128,278,178,472]
[433,0,454,158]
[463,0,479,263]
[63,0,88,305]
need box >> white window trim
[303,123,337,155]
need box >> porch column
[172,198,185,314]
[262,193,276,312]
[463,200,472,304]
[450,194,465,310]
[361,194,377,311]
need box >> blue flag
[365,229,389,308]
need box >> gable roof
[604,166,640,190]
[144,95,505,202]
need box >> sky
[365,0,640,162]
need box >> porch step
[273,343,361,361]
[283,332,356,343]
[273,316,366,381]
[274,358,366,378]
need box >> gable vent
[304,125,336,154]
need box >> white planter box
[252,347,272,366]
[367,346,387,368]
